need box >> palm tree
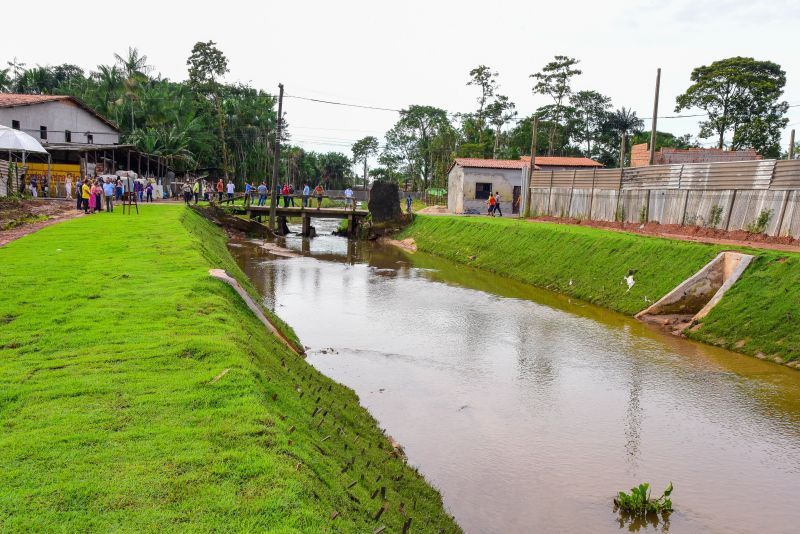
[114,47,151,132]
[0,68,12,92]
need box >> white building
[447,156,603,214]
[0,94,119,145]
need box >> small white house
[0,94,119,145]
[447,156,603,214]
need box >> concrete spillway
[636,251,754,333]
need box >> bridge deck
[232,206,369,219]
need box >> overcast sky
[4,0,800,159]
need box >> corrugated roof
[0,93,119,131]
[452,158,528,170]
[520,156,603,167]
[450,155,603,173]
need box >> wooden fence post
[724,189,738,231]
[588,167,596,220]
[680,189,690,226]
[614,168,624,222]
[567,169,577,217]
[775,190,791,237]
[547,170,554,216]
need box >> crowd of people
[69,176,156,214]
[486,191,504,217]
[179,178,354,211]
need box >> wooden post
[724,189,738,230]
[679,189,690,226]
[644,189,651,223]
[546,170,554,216]
[567,168,577,217]
[588,167,596,219]
[789,129,796,160]
[775,190,791,237]
[614,133,626,221]
[524,116,538,218]
[649,68,661,166]
[269,83,284,231]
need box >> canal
[228,219,800,534]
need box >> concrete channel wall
[528,159,800,238]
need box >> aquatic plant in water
[614,482,673,530]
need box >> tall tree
[0,68,13,92]
[485,94,517,158]
[383,105,451,190]
[467,65,497,145]
[115,47,151,132]
[569,90,611,158]
[599,107,644,167]
[6,57,26,85]
[351,136,379,191]
[187,41,230,178]
[531,55,582,155]
[675,57,789,157]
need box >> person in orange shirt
[487,193,497,217]
[216,179,224,202]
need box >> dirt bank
[0,198,83,247]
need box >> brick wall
[631,143,761,167]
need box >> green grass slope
[400,216,800,363]
[0,206,458,533]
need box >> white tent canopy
[0,125,47,153]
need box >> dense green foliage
[1,49,357,189]
[675,56,789,157]
[0,206,458,532]
[615,482,673,516]
[401,216,800,362]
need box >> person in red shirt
[216,179,224,202]
[487,193,497,216]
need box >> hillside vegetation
[401,216,800,363]
[0,206,458,532]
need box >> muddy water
[228,219,800,534]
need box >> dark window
[39,126,47,140]
[475,182,492,200]
[65,130,72,143]
[11,120,20,130]
[87,133,94,144]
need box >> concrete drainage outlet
[635,251,754,334]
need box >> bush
[745,209,773,234]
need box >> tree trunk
[493,125,501,159]
[215,94,229,180]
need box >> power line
[283,94,402,113]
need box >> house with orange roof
[447,156,602,214]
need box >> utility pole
[789,129,796,160]
[619,132,627,169]
[269,83,284,231]
[648,68,661,165]
[523,116,538,218]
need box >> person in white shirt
[344,187,354,209]
[226,180,235,200]
[65,175,73,200]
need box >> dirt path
[0,199,84,247]
[526,216,800,253]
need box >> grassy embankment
[399,216,800,363]
[0,205,458,532]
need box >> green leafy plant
[614,481,673,517]
[639,204,647,224]
[745,209,773,234]
[708,205,723,227]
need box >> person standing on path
[115,178,123,201]
[182,182,192,205]
[103,179,115,212]
[282,183,290,207]
[76,180,83,210]
[314,183,325,209]
[227,179,235,201]
[192,180,200,204]
[494,191,503,217]
[145,182,154,203]
[303,183,310,208]
[257,182,267,206]
[94,180,103,212]
[487,193,496,216]
[81,179,91,213]
[406,194,413,214]
[65,175,73,201]
[344,186,354,210]
[244,182,252,207]
[88,181,99,214]
[288,184,296,207]
[216,179,224,202]
[29,177,37,198]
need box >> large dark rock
[367,181,402,222]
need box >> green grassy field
[400,215,800,363]
[0,206,458,532]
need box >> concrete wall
[0,100,119,145]
[449,165,522,214]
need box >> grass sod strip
[0,205,459,533]
[400,215,800,363]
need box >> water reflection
[229,219,800,534]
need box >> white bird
[625,275,635,292]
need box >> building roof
[450,155,603,173]
[520,156,603,167]
[0,93,119,132]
